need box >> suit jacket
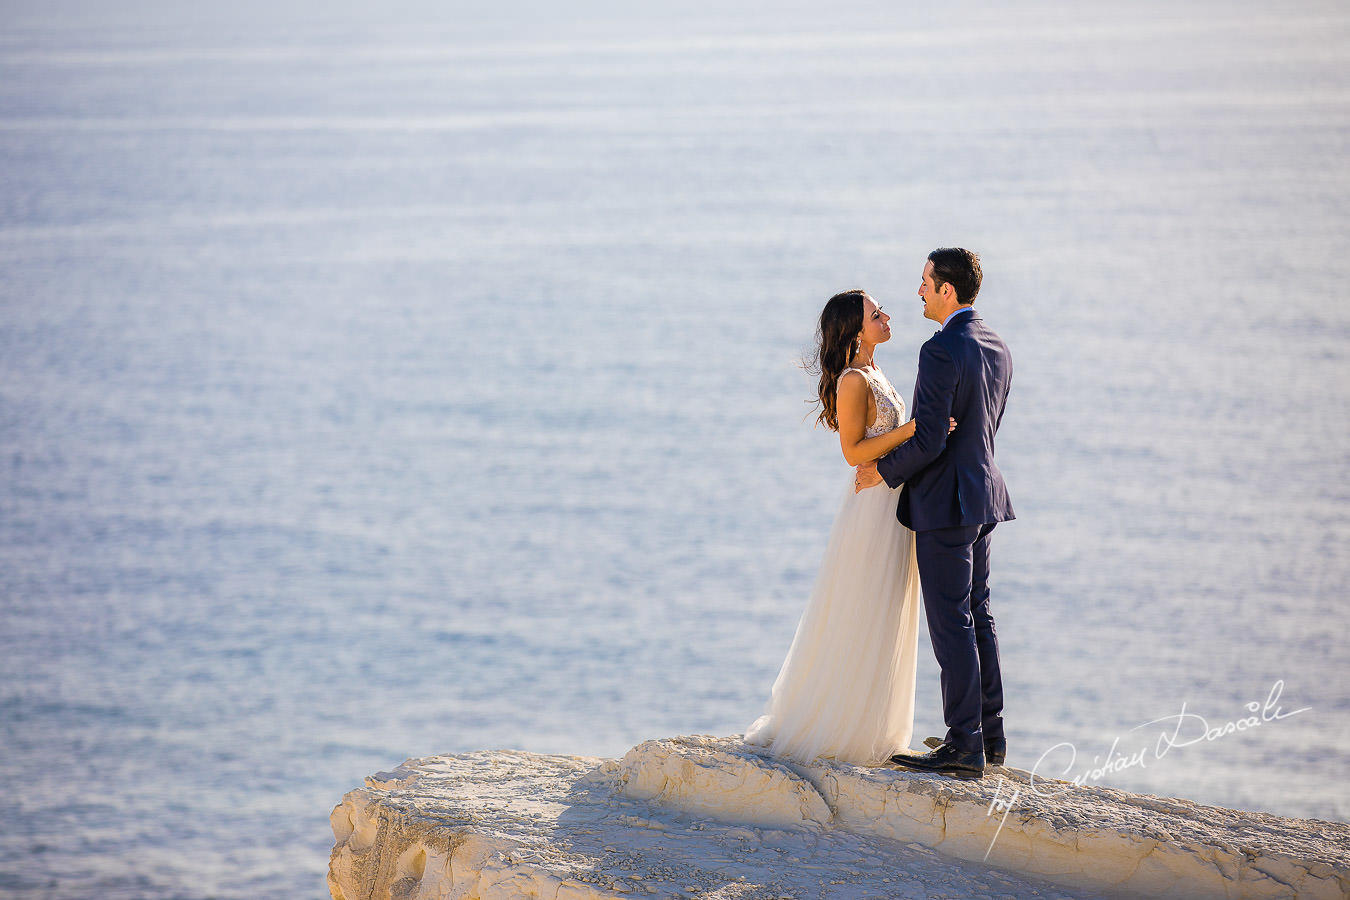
[877,307,1015,532]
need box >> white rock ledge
[328,734,1349,900]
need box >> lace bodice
[839,366,907,438]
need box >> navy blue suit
[877,306,1014,754]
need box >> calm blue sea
[2,0,1347,896]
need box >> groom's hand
[854,461,883,493]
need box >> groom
[854,247,1014,778]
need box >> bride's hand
[854,461,883,493]
[949,417,958,433]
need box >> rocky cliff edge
[328,734,1349,899]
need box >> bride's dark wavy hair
[805,289,869,432]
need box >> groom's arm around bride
[869,331,959,498]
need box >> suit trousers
[914,522,1005,754]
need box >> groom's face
[918,261,946,322]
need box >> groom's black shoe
[889,741,985,778]
[924,734,1006,766]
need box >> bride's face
[860,295,891,346]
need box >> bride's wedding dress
[743,365,922,766]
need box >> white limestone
[328,734,1350,899]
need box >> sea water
[1,0,1347,896]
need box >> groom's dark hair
[928,247,982,305]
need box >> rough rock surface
[328,734,1350,899]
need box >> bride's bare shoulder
[837,368,868,387]
[837,369,870,399]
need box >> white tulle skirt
[743,474,922,766]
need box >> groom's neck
[940,305,974,328]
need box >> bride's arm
[836,373,921,467]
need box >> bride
[743,289,952,767]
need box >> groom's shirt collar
[941,305,976,329]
